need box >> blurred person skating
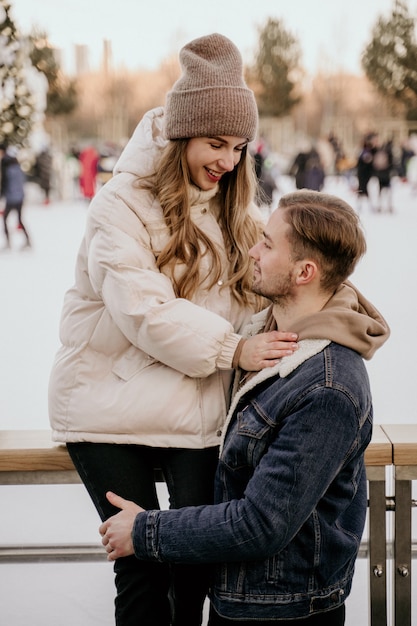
[303,147,325,191]
[253,139,278,210]
[372,138,395,213]
[356,133,376,212]
[34,145,53,205]
[100,190,390,626]
[63,147,81,200]
[78,144,99,200]
[289,143,325,191]
[289,143,310,189]
[399,138,414,181]
[0,144,31,251]
[48,33,298,626]
[406,152,417,192]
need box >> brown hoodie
[247,281,390,361]
[232,280,390,398]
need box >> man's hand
[239,331,298,371]
[99,491,144,561]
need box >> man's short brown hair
[278,190,367,292]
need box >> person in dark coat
[0,144,31,250]
[34,147,53,204]
[289,149,310,189]
[372,139,394,213]
[253,142,277,209]
[356,133,376,211]
[290,145,325,191]
[303,148,325,191]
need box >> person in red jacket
[78,145,99,200]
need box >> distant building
[74,44,89,75]
[102,39,112,74]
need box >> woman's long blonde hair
[140,139,264,307]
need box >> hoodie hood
[244,281,390,361]
[293,281,390,360]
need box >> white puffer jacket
[48,108,259,448]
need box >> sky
[9,0,417,76]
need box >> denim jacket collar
[222,338,330,451]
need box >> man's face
[249,208,298,304]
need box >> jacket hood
[245,281,390,361]
[113,107,168,178]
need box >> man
[99,190,390,625]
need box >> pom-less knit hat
[164,33,258,141]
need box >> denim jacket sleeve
[132,376,371,564]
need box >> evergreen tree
[0,0,36,145]
[249,17,302,118]
[29,29,78,116]
[361,0,417,117]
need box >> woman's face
[185,136,247,190]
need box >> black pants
[208,603,345,625]
[68,442,219,626]
[3,201,30,244]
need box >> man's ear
[295,260,318,285]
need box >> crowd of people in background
[252,128,417,217]
[1,125,417,251]
[287,129,417,215]
[43,143,121,203]
[0,140,124,251]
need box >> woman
[48,33,297,626]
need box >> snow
[0,176,415,624]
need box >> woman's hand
[239,331,298,371]
[99,492,144,561]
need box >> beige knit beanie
[164,33,258,141]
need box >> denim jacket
[134,338,372,620]
[133,284,389,620]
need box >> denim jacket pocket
[223,403,275,470]
[237,403,273,439]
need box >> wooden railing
[0,426,416,626]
